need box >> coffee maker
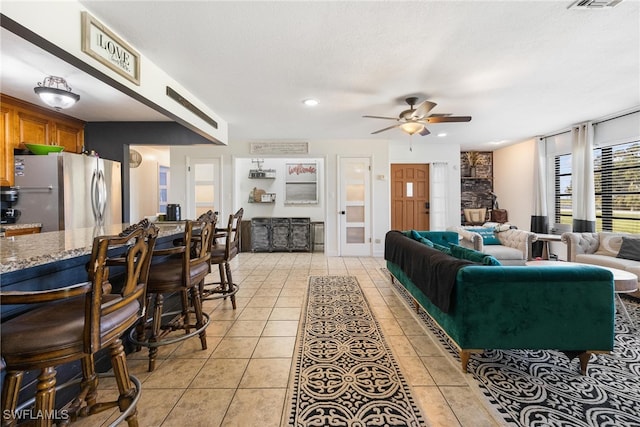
[1,186,20,224]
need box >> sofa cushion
[595,232,627,257]
[576,253,639,271]
[482,245,525,261]
[466,227,500,245]
[617,237,640,261]
[449,244,500,265]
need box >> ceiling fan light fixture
[34,76,80,110]
[400,122,424,135]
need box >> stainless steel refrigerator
[14,152,122,232]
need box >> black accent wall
[84,121,220,222]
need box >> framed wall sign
[81,12,141,85]
[250,142,309,155]
[285,162,318,204]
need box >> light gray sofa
[562,231,640,298]
[449,225,536,266]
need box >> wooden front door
[391,163,430,231]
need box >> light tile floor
[81,253,501,427]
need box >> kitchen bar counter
[0,222,185,274]
[0,221,188,410]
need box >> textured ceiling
[3,1,639,150]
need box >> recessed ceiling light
[302,98,319,107]
[437,132,447,137]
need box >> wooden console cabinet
[0,94,85,185]
[250,217,311,252]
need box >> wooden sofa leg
[413,298,420,313]
[460,350,471,373]
[578,352,591,375]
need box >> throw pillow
[482,255,502,266]
[595,232,626,257]
[419,236,434,247]
[466,227,501,245]
[410,230,423,240]
[449,243,500,265]
[449,243,487,263]
[617,237,640,261]
[409,230,434,247]
[433,243,452,255]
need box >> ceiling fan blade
[411,100,437,119]
[363,115,399,121]
[371,124,401,134]
[419,127,431,136]
[427,113,451,117]
[426,116,472,123]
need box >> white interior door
[187,157,221,220]
[339,157,371,256]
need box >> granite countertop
[0,222,185,274]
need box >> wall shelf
[248,169,276,179]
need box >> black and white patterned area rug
[284,275,426,427]
[385,269,640,427]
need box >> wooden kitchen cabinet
[0,105,14,186]
[0,94,85,185]
[16,109,52,147]
[53,119,84,153]
[4,226,42,237]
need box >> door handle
[339,211,345,215]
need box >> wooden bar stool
[0,222,157,427]
[200,208,243,309]
[130,219,214,372]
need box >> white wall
[168,139,391,256]
[166,138,465,256]
[128,146,170,222]
[235,157,325,220]
[129,158,158,222]
[493,139,536,231]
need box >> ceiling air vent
[568,0,623,9]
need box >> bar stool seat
[201,208,243,309]
[1,294,138,365]
[131,219,214,372]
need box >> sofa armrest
[496,229,536,260]
[561,232,600,261]
[448,226,482,251]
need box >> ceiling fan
[363,97,472,136]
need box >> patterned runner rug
[284,275,426,427]
[385,269,640,427]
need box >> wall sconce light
[34,76,80,110]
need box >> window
[158,165,169,214]
[594,141,640,232]
[554,141,640,232]
[554,154,573,226]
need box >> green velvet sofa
[384,230,615,374]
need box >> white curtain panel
[533,137,548,217]
[429,162,448,230]
[571,122,596,232]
